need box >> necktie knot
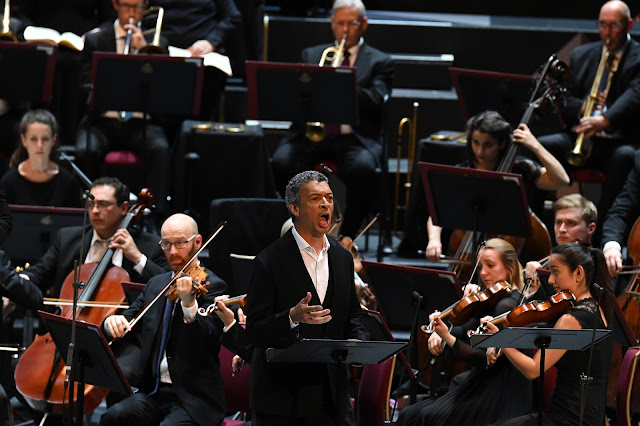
[342,50,351,67]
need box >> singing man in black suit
[538,0,640,244]
[75,0,171,216]
[21,176,169,298]
[270,0,394,239]
[246,170,368,425]
[101,213,229,426]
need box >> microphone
[578,282,604,426]
[84,190,95,201]
[412,291,423,302]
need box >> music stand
[420,162,532,259]
[0,41,56,103]
[361,260,463,340]
[246,60,358,125]
[39,311,134,425]
[471,327,612,425]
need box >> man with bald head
[101,213,229,426]
[538,0,640,244]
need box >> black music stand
[420,162,532,259]
[0,41,56,104]
[471,327,612,426]
[246,60,358,125]
[39,311,134,426]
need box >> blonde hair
[483,238,524,291]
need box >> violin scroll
[197,294,247,317]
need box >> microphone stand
[65,190,93,426]
[578,283,603,426]
[390,291,422,419]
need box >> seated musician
[486,243,614,426]
[270,0,394,239]
[537,0,640,245]
[75,0,170,217]
[397,238,532,426]
[0,109,82,207]
[425,110,570,263]
[524,193,597,299]
[101,213,229,426]
[20,176,169,299]
[602,149,640,292]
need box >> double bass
[14,190,153,416]
[447,55,569,278]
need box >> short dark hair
[92,177,130,205]
[464,110,511,166]
[10,109,59,168]
[285,170,329,219]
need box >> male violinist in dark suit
[75,0,171,216]
[101,213,228,426]
[270,0,393,239]
[246,170,368,425]
[21,176,169,298]
[538,0,640,244]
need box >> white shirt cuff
[181,299,198,323]
[133,254,147,275]
[603,241,621,253]
[223,319,237,333]
[289,314,299,328]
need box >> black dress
[397,290,533,426]
[0,167,82,207]
[495,298,613,426]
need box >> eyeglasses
[332,19,361,28]
[159,235,197,251]
[598,21,625,31]
[117,3,145,12]
[87,200,117,210]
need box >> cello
[14,190,154,416]
[606,217,640,411]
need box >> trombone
[393,102,418,231]
[0,0,17,42]
[305,33,348,143]
[566,48,617,166]
[137,7,168,54]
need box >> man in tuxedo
[246,170,368,425]
[75,0,171,216]
[538,0,640,244]
[101,213,228,426]
[22,176,168,298]
[270,0,393,239]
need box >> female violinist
[397,238,532,426]
[0,109,82,207]
[425,110,570,263]
[487,243,614,426]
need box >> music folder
[39,311,134,395]
[0,41,56,103]
[246,60,358,125]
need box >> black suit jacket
[283,42,393,162]
[118,268,228,426]
[602,150,640,245]
[246,230,367,422]
[24,225,168,297]
[563,39,640,142]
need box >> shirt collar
[291,225,330,255]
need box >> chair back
[616,346,640,426]
[219,344,252,416]
[357,355,396,425]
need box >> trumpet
[0,0,17,42]
[566,48,618,166]
[305,33,348,143]
[138,6,168,54]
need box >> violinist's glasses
[159,234,197,251]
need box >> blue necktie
[150,298,173,395]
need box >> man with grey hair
[247,170,368,425]
[271,0,393,240]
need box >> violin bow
[344,213,379,251]
[123,221,227,332]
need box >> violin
[165,261,209,303]
[197,294,247,317]
[339,215,379,309]
[425,281,511,333]
[476,290,575,334]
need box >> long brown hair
[9,109,59,168]
[483,238,524,291]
